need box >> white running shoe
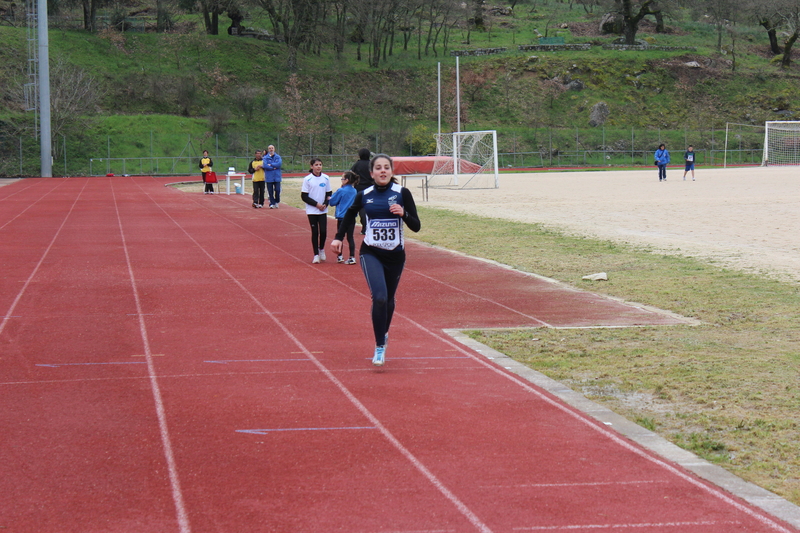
[337,256,344,263]
[312,255,320,264]
[274,203,279,209]
[372,346,386,366]
[345,257,357,265]
[319,249,326,262]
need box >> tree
[257,0,329,70]
[775,0,800,67]
[701,0,738,51]
[615,0,663,44]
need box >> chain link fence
[1,126,767,178]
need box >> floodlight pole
[454,56,461,186]
[37,0,52,177]
[437,62,441,136]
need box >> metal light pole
[37,0,52,177]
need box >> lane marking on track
[111,179,192,533]
[237,427,377,435]
[136,178,496,533]
[0,178,71,232]
[481,480,667,489]
[36,362,146,368]
[513,520,742,530]
[204,358,312,364]
[0,179,89,339]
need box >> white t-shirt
[301,173,331,215]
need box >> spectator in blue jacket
[329,171,359,264]
[655,144,670,182]
[263,145,282,208]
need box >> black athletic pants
[360,252,404,346]
[307,214,327,255]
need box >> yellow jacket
[251,159,265,182]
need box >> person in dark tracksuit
[331,154,421,367]
[350,148,373,234]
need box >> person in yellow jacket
[248,150,265,208]
[199,150,214,194]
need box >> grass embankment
[179,178,800,505]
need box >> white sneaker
[372,346,386,366]
[312,255,320,264]
[345,257,357,265]
[273,203,279,209]
[337,256,344,263]
[319,250,326,262]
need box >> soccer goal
[762,121,800,166]
[428,130,499,189]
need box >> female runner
[331,154,421,366]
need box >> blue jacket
[329,184,357,219]
[655,148,670,165]
[262,153,282,182]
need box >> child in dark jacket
[329,171,358,264]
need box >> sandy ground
[421,166,800,284]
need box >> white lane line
[0,178,71,231]
[134,178,494,533]
[513,520,741,530]
[111,180,191,533]
[0,179,88,338]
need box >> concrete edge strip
[444,328,800,530]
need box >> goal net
[428,130,499,189]
[762,121,800,166]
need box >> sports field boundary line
[445,329,800,530]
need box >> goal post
[429,130,499,189]
[762,121,800,166]
[723,122,765,168]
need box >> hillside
[1,2,800,176]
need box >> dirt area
[422,166,800,284]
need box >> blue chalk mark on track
[205,359,311,364]
[36,362,147,368]
[237,427,377,435]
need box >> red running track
[0,176,795,533]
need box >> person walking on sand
[301,158,332,264]
[683,145,696,181]
[331,154,421,367]
[655,144,670,182]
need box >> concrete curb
[445,329,800,530]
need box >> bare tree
[48,57,103,141]
[613,0,663,44]
[257,0,329,70]
[773,0,800,66]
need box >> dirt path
[423,166,800,283]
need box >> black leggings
[336,218,356,258]
[307,214,327,254]
[360,253,404,346]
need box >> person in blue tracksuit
[655,143,670,182]
[262,145,282,208]
[331,154,421,367]
[329,171,359,264]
